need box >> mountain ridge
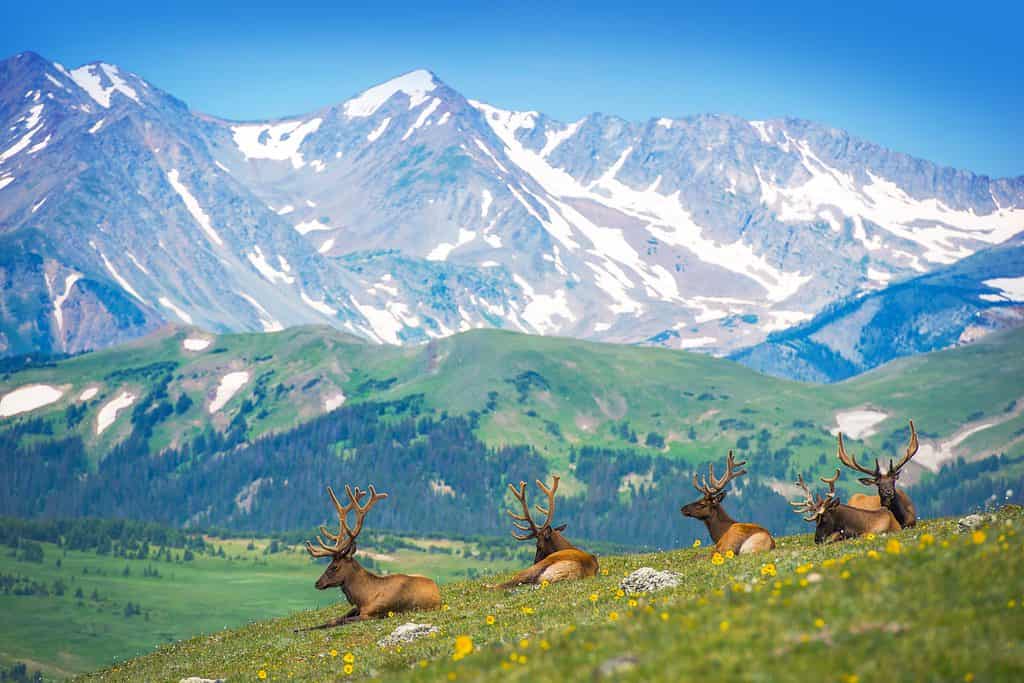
[2,51,1022,364]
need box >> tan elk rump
[680,451,775,554]
[838,420,919,527]
[299,484,440,630]
[494,476,598,589]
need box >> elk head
[790,469,843,544]
[681,451,747,520]
[306,484,387,590]
[507,476,570,563]
[838,421,918,507]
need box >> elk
[298,484,440,630]
[790,469,901,543]
[680,451,775,554]
[837,420,919,527]
[494,475,598,589]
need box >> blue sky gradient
[2,1,1021,177]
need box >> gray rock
[179,678,225,683]
[377,622,439,648]
[957,514,986,532]
[595,655,638,678]
[619,567,681,594]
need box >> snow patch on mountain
[237,292,283,332]
[343,69,437,118]
[402,98,442,140]
[69,64,140,108]
[324,392,346,411]
[540,119,583,157]
[166,169,224,246]
[426,228,476,261]
[300,290,336,316]
[247,245,296,285]
[981,277,1024,302]
[367,117,391,142]
[209,371,249,413]
[96,391,136,434]
[97,249,146,303]
[318,238,335,254]
[231,118,323,169]
[159,297,193,324]
[1,104,44,162]
[294,219,331,235]
[51,272,81,332]
[1,384,63,417]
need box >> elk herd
[301,420,923,628]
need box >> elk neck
[704,505,738,543]
[338,559,387,606]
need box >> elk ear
[859,476,876,486]
[714,491,728,502]
[554,523,567,532]
[342,543,357,558]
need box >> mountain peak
[342,68,443,118]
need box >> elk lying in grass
[681,451,775,554]
[494,475,598,589]
[299,484,440,630]
[838,420,919,527]
[791,469,901,543]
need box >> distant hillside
[732,236,1024,382]
[1,327,1022,544]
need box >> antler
[837,432,880,477]
[693,451,747,497]
[306,484,387,558]
[789,474,820,521]
[820,468,840,497]
[888,420,919,475]
[507,475,559,541]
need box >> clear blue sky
[3,1,1021,177]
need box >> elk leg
[295,607,362,631]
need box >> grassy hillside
[0,531,525,680]
[78,507,1024,682]
[3,324,1023,479]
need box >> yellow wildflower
[518,655,528,664]
[628,598,638,608]
[711,552,725,565]
[486,614,495,625]
[589,593,599,603]
[521,606,535,615]
[760,563,777,577]
[692,539,702,548]
[616,589,625,598]
[799,578,809,587]
[448,673,457,681]
[258,672,267,680]
[388,611,395,618]
[540,639,550,650]
[442,603,450,611]
[964,674,975,682]
[1009,600,1017,608]
[519,639,530,649]
[608,611,619,621]
[865,533,876,540]
[342,653,354,664]
[540,580,550,589]
[842,675,859,683]
[724,549,735,559]
[600,568,609,575]
[822,558,836,568]
[452,635,474,661]
[330,649,338,658]
[886,538,902,555]
[660,611,669,621]
[920,533,935,546]
[841,570,851,580]
[419,660,428,668]
[972,530,987,545]
[343,664,353,676]
[719,620,730,633]
[814,618,825,629]
[867,550,880,559]
[795,563,814,574]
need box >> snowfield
[830,409,889,439]
[209,371,250,414]
[96,391,136,435]
[183,337,212,351]
[0,384,64,417]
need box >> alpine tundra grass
[79,508,1024,682]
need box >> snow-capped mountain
[2,51,1023,358]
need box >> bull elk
[680,451,775,554]
[299,484,440,630]
[494,475,598,589]
[790,469,901,543]
[837,420,919,527]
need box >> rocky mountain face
[2,51,1023,359]
[731,236,1024,382]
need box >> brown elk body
[681,451,775,554]
[791,470,901,543]
[837,421,919,527]
[299,485,440,630]
[495,476,598,589]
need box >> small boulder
[180,678,225,683]
[377,622,439,648]
[619,567,681,594]
[596,655,638,678]
[957,514,985,532]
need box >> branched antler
[789,469,839,522]
[692,451,747,497]
[306,484,388,558]
[837,432,880,477]
[507,476,559,541]
[888,420,919,475]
